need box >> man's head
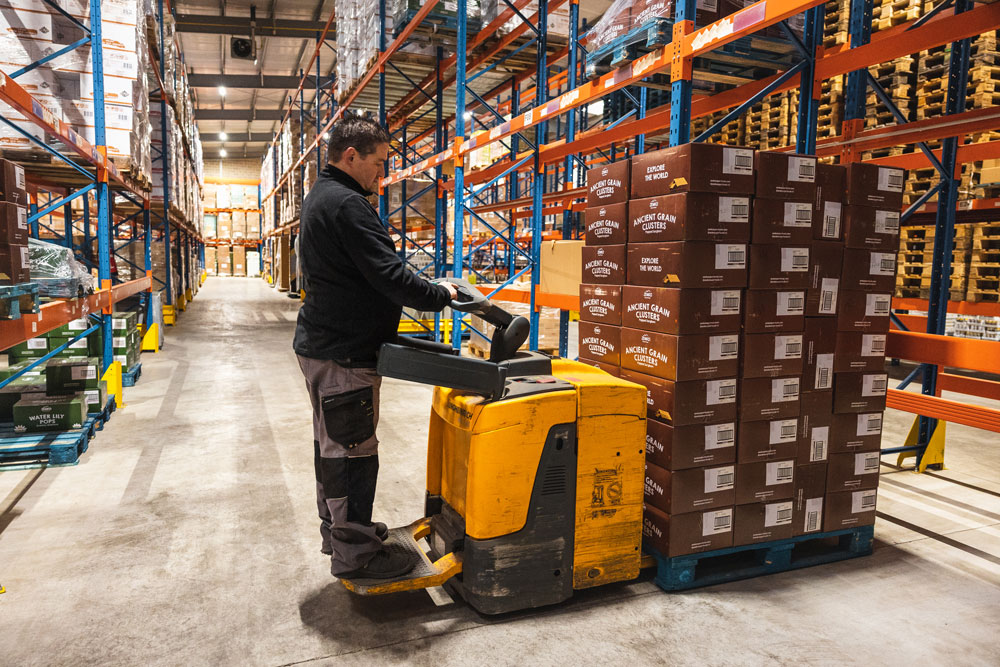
[327,115,391,195]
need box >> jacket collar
[323,164,371,195]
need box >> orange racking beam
[861,138,1000,172]
[886,330,1000,373]
[893,297,1000,318]
[937,373,1000,402]
[886,389,1000,432]
[475,285,579,311]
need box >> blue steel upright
[91,0,113,370]
[452,0,468,350]
[528,0,548,352]
[158,0,173,307]
[669,0,697,146]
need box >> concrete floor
[1,277,999,667]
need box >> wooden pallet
[966,289,1000,303]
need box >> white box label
[875,210,900,235]
[705,465,735,493]
[707,379,737,405]
[822,201,842,238]
[17,206,27,230]
[71,366,97,381]
[769,418,799,445]
[705,422,736,450]
[855,451,881,475]
[68,338,87,349]
[863,373,888,397]
[84,390,100,405]
[26,337,46,350]
[772,377,800,403]
[787,156,817,183]
[878,167,904,193]
[858,412,883,437]
[784,202,813,227]
[711,290,741,316]
[852,489,878,514]
[719,196,750,223]
[710,335,739,361]
[814,353,834,390]
[13,164,24,189]
[870,252,896,276]
[67,318,89,330]
[804,497,823,532]
[765,501,794,527]
[781,247,810,272]
[818,278,839,314]
[702,508,733,536]
[775,335,803,360]
[862,334,886,357]
[776,291,805,316]
[866,294,891,317]
[766,460,795,486]
[723,148,754,175]
[112,336,128,347]
[716,244,746,270]
[810,426,829,462]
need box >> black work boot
[335,545,418,579]
[322,521,387,555]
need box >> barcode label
[875,210,900,235]
[781,247,810,272]
[852,489,878,514]
[766,460,795,485]
[856,452,881,475]
[26,337,46,350]
[818,278,839,314]
[773,377,800,402]
[766,501,794,527]
[71,366,97,380]
[719,196,750,223]
[711,290,741,316]
[858,412,883,436]
[788,156,817,183]
[775,335,803,360]
[777,291,805,316]
[866,294,891,317]
[815,353,834,390]
[784,202,813,227]
[770,418,799,444]
[862,334,887,356]
[822,201,842,238]
[13,164,24,189]
[870,252,896,276]
[706,466,736,493]
[706,422,736,449]
[17,206,26,229]
[863,373,888,396]
[724,148,754,175]
[708,379,738,405]
[703,508,734,536]
[710,335,739,361]
[811,426,829,461]
[804,497,823,532]
[879,167,904,192]
[716,244,747,269]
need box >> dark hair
[327,112,391,163]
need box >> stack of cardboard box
[0,159,29,285]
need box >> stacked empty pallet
[968,222,1000,303]
[691,111,745,146]
[894,225,971,300]
[745,91,798,150]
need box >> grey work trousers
[297,354,384,574]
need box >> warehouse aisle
[1,278,998,666]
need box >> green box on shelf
[8,337,48,360]
[83,382,108,414]
[46,357,100,394]
[47,318,91,338]
[111,330,139,354]
[112,310,139,333]
[13,392,86,433]
[113,350,139,370]
[48,335,94,358]
[0,376,46,420]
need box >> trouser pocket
[321,386,376,449]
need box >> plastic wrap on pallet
[27,238,94,298]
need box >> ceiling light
[218,86,227,97]
[322,132,329,140]
[463,111,472,120]
[219,132,227,140]
[219,148,227,157]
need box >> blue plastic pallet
[0,282,39,320]
[122,363,142,387]
[0,417,98,468]
[586,18,674,79]
[648,525,875,591]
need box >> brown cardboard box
[827,451,880,492]
[0,202,28,245]
[585,203,628,245]
[218,212,232,239]
[627,241,747,288]
[620,368,738,426]
[815,163,846,205]
[628,192,751,243]
[803,317,836,392]
[829,411,883,453]
[739,376,801,422]
[843,205,900,251]
[846,163,905,209]
[834,332,887,372]
[823,489,877,531]
[733,501,795,545]
[620,328,740,381]
[580,284,623,325]
[644,461,736,514]
[631,143,755,198]
[833,372,888,413]
[837,290,891,332]
[735,460,796,504]
[582,244,626,285]
[741,333,804,378]
[0,243,29,284]
[622,286,742,334]
[646,418,737,470]
[792,462,827,536]
[748,245,810,289]
[755,151,817,200]
[579,358,621,377]
[642,504,734,557]
[738,417,800,463]
[797,390,832,463]
[806,241,843,317]
[587,161,630,205]
[0,159,27,205]
[232,246,247,277]
[541,240,584,294]
[205,247,217,276]
[841,249,896,292]
[814,163,846,242]
[744,290,805,333]
[578,322,621,367]
[217,246,232,277]
[751,199,815,244]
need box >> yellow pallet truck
[339,280,647,614]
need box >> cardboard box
[841,248,896,293]
[733,501,795,545]
[83,383,108,414]
[580,284,623,325]
[217,246,232,277]
[205,246,217,275]
[751,199,814,244]
[797,390,832,463]
[587,161,630,205]
[744,290,805,333]
[829,411,883,453]
[741,333,804,378]
[540,240,584,294]
[46,358,99,394]
[585,203,628,245]
[814,163,846,241]
[755,151,817,200]
[631,143,755,198]
[8,337,48,359]
[0,159,27,205]
[620,328,739,381]
[792,462,827,536]
[738,418,800,463]
[111,310,139,333]
[803,317,836,392]
[620,368,738,426]
[833,371,888,413]
[834,332,887,372]
[735,460,796,504]
[627,241,747,288]
[628,193,751,243]
[579,358,621,377]
[642,504,734,557]
[739,376,801,422]
[837,291,891,333]
[0,243,29,284]
[644,461,736,514]
[581,244,626,285]
[13,392,86,433]
[846,163,905,209]
[578,322,621,367]
[843,205,900,251]
[0,377,44,420]
[622,286,742,334]
[806,241,843,317]
[823,489,877,531]
[233,246,248,277]
[827,451,881,492]
[748,245,810,289]
[646,418,737,470]
[0,202,28,245]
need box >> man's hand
[439,281,459,300]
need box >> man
[294,114,456,580]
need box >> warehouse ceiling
[176,0,612,161]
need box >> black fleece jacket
[293,165,450,361]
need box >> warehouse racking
[261,0,1000,471]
